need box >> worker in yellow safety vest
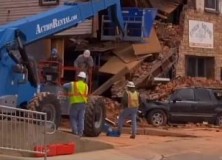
[117,81,141,139]
[63,71,88,137]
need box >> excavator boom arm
[0,0,124,48]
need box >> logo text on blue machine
[36,15,78,34]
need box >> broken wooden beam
[92,67,128,95]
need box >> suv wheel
[147,109,167,127]
[216,113,222,127]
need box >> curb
[0,153,163,160]
[121,127,197,137]
[0,155,29,160]
[0,150,163,160]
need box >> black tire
[84,96,105,137]
[147,109,167,127]
[27,92,61,128]
[216,113,222,127]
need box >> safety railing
[0,105,56,160]
[38,60,63,85]
[38,60,93,93]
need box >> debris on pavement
[104,98,121,125]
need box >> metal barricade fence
[0,105,55,160]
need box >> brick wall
[177,9,222,80]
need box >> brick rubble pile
[111,23,183,98]
[107,77,222,125]
[111,61,153,98]
[140,77,222,101]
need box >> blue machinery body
[0,0,156,107]
[101,7,157,41]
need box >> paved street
[163,153,222,160]
[149,137,222,160]
[148,128,222,160]
[94,127,222,160]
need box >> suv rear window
[171,88,194,101]
[194,89,211,101]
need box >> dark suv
[141,87,222,127]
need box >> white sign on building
[189,20,214,48]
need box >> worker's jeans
[118,108,138,136]
[69,103,86,136]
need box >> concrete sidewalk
[0,149,161,160]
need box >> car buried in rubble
[140,87,222,127]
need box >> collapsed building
[1,0,221,127]
[0,0,185,93]
[105,0,222,125]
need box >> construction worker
[63,71,88,137]
[45,48,62,82]
[73,49,94,81]
[48,48,62,63]
[117,81,141,139]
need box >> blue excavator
[0,0,156,136]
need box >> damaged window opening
[204,0,219,13]
[186,56,215,79]
[39,0,59,6]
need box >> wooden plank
[135,48,176,87]
[112,42,154,63]
[99,56,127,74]
[99,55,144,74]
[148,0,180,14]
[112,43,138,63]
[133,28,162,55]
[75,42,115,52]
[126,60,142,70]
[156,13,168,19]
[92,67,128,95]
[137,54,153,61]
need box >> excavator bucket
[101,8,157,42]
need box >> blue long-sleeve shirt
[63,82,72,91]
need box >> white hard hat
[126,81,135,88]
[83,49,91,58]
[51,48,58,55]
[77,71,87,79]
